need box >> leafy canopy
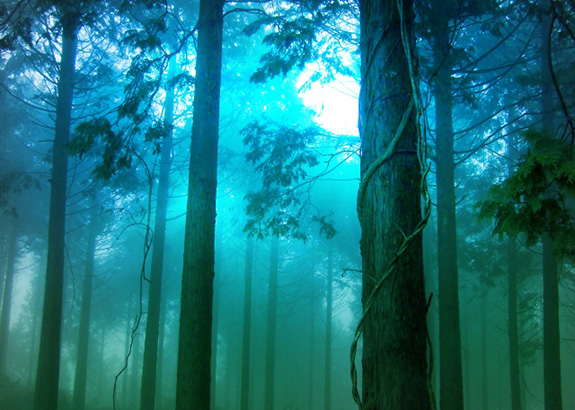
[477,130,575,258]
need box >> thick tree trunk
[176,0,223,408]
[72,206,99,410]
[357,0,431,408]
[264,237,279,410]
[324,245,333,410]
[33,16,78,410]
[240,237,254,410]
[431,6,464,410]
[0,223,18,375]
[141,56,176,410]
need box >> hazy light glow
[298,73,360,136]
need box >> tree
[264,236,279,410]
[33,5,79,410]
[240,237,254,410]
[0,221,18,376]
[140,55,176,410]
[176,0,224,409]
[71,202,100,410]
[352,0,432,408]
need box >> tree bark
[324,245,333,410]
[72,205,99,410]
[240,237,254,410]
[508,238,521,410]
[540,7,563,410]
[33,14,78,410]
[357,0,431,408]
[141,55,176,410]
[0,222,18,375]
[430,5,464,409]
[264,237,279,410]
[176,0,224,408]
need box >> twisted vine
[350,0,434,408]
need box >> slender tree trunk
[357,0,431,408]
[72,205,99,410]
[264,237,279,410]
[324,245,333,410]
[540,7,563,410]
[0,222,18,375]
[155,277,167,409]
[33,16,78,410]
[0,233,6,314]
[308,253,316,410]
[480,294,488,410]
[508,238,521,410]
[122,295,134,408]
[176,1,224,408]
[141,55,176,410]
[431,5,464,410]
[240,237,254,410]
[211,232,223,410]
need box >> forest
[1,0,575,409]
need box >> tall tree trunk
[141,55,176,410]
[240,237,254,410]
[324,245,333,410]
[480,294,488,410]
[264,237,279,410]
[122,295,134,408]
[540,7,563,410]
[176,1,224,408]
[0,222,18,375]
[431,5,464,410]
[72,205,99,410]
[155,276,167,409]
[211,232,223,410]
[357,0,431,408]
[33,15,78,410]
[308,253,317,410]
[508,238,521,410]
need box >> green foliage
[244,0,358,83]
[68,118,133,180]
[477,130,575,257]
[0,172,41,217]
[242,120,337,240]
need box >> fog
[1,1,575,410]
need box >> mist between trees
[1,1,575,410]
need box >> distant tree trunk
[175,0,224,408]
[308,254,317,410]
[141,55,176,410]
[540,8,563,410]
[155,279,167,409]
[357,0,431,408]
[28,270,43,389]
[0,233,6,313]
[131,328,142,409]
[122,295,134,408]
[211,232,223,410]
[240,237,254,410]
[324,245,333,410]
[0,222,18,375]
[72,205,99,410]
[33,14,78,410]
[430,4,464,409]
[480,294,488,410]
[508,238,521,410]
[264,237,279,410]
